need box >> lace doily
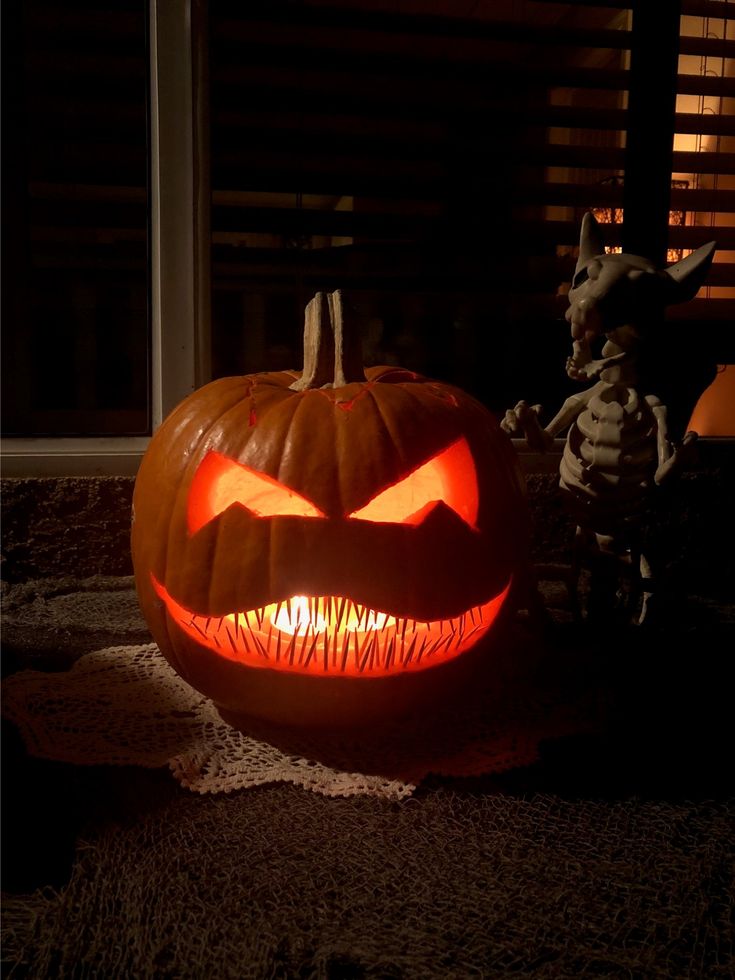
[3,640,599,800]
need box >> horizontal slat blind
[672,5,735,335]
[209,0,733,410]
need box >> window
[3,0,733,474]
[2,0,150,438]
[207,0,734,423]
[1,0,209,473]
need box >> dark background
[3,0,733,438]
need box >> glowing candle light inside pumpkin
[272,595,327,635]
[348,437,479,528]
[265,596,395,636]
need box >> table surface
[2,572,734,978]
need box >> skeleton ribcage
[559,383,658,533]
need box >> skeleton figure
[503,213,716,623]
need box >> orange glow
[348,438,479,529]
[152,575,511,677]
[688,365,735,437]
[271,595,393,635]
[188,437,480,534]
[188,451,324,534]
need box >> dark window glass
[1,0,150,436]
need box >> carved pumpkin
[132,291,528,728]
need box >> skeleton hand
[501,401,554,452]
[654,431,699,485]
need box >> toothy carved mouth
[152,576,510,677]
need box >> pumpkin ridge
[364,384,415,478]
[364,380,469,482]
[382,375,464,445]
[279,386,340,515]
[333,385,408,512]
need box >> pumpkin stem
[290,290,365,390]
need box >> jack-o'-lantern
[132,291,529,729]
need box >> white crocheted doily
[3,642,598,800]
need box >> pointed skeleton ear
[664,241,716,303]
[575,212,606,275]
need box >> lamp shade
[688,365,735,437]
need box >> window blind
[209,0,733,407]
[670,3,735,334]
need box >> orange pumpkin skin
[131,365,529,729]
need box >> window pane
[1,0,150,437]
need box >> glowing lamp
[688,365,735,437]
[132,292,528,729]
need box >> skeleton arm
[501,401,553,450]
[502,384,603,451]
[647,396,699,485]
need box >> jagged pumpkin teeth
[340,631,351,673]
[287,632,298,667]
[151,577,512,677]
[401,635,418,668]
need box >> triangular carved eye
[188,452,324,534]
[348,437,479,529]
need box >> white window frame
[0,0,210,477]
